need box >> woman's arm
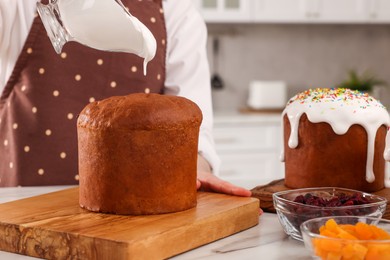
[197,154,252,196]
[163,0,220,174]
[0,0,36,91]
[163,0,251,196]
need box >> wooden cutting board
[251,179,390,219]
[0,187,259,260]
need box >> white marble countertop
[0,186,312,260]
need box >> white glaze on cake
[281,88,390,185]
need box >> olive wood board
[0,187,259,260]
[251,179,390,220]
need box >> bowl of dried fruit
[301,216,390,260]
[273,187,387,241]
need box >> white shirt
[0,0,221,174]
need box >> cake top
[77,93,203,130]
[284,88,389,136]
[286,88,386,111]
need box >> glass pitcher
[36,0,156,74]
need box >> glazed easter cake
[282,88,390,192]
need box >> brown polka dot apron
[0,0,166,186]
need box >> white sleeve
[163,0,221,175]
[0,0,36,92]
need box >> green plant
[337,70,387,92]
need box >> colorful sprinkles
[287,88,386,109]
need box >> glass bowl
[272,187,387,241]
[301,216,390,260]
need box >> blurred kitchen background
[194,0,390,189]
[195,0,390,110]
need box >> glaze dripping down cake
[282,88,390,192]
[77,93,202,215]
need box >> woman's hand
[196,155,252,197]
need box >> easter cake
[77,93,202,215]
[282,88,390,192]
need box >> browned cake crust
[284,114,386,192]
[77,93,202,215]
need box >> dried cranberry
[294,195,305,204]
[283,191,379,231]
[292,192,374,208]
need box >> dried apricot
[312,219,390,260]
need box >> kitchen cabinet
[213,113,284,189]
[194,0,253,23]
[314,0,367,23]
[254,0,368,23]
[195,0,390,24]
[368,0,390,23]
[253,0,320,23]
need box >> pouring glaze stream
[36,0,156,75]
